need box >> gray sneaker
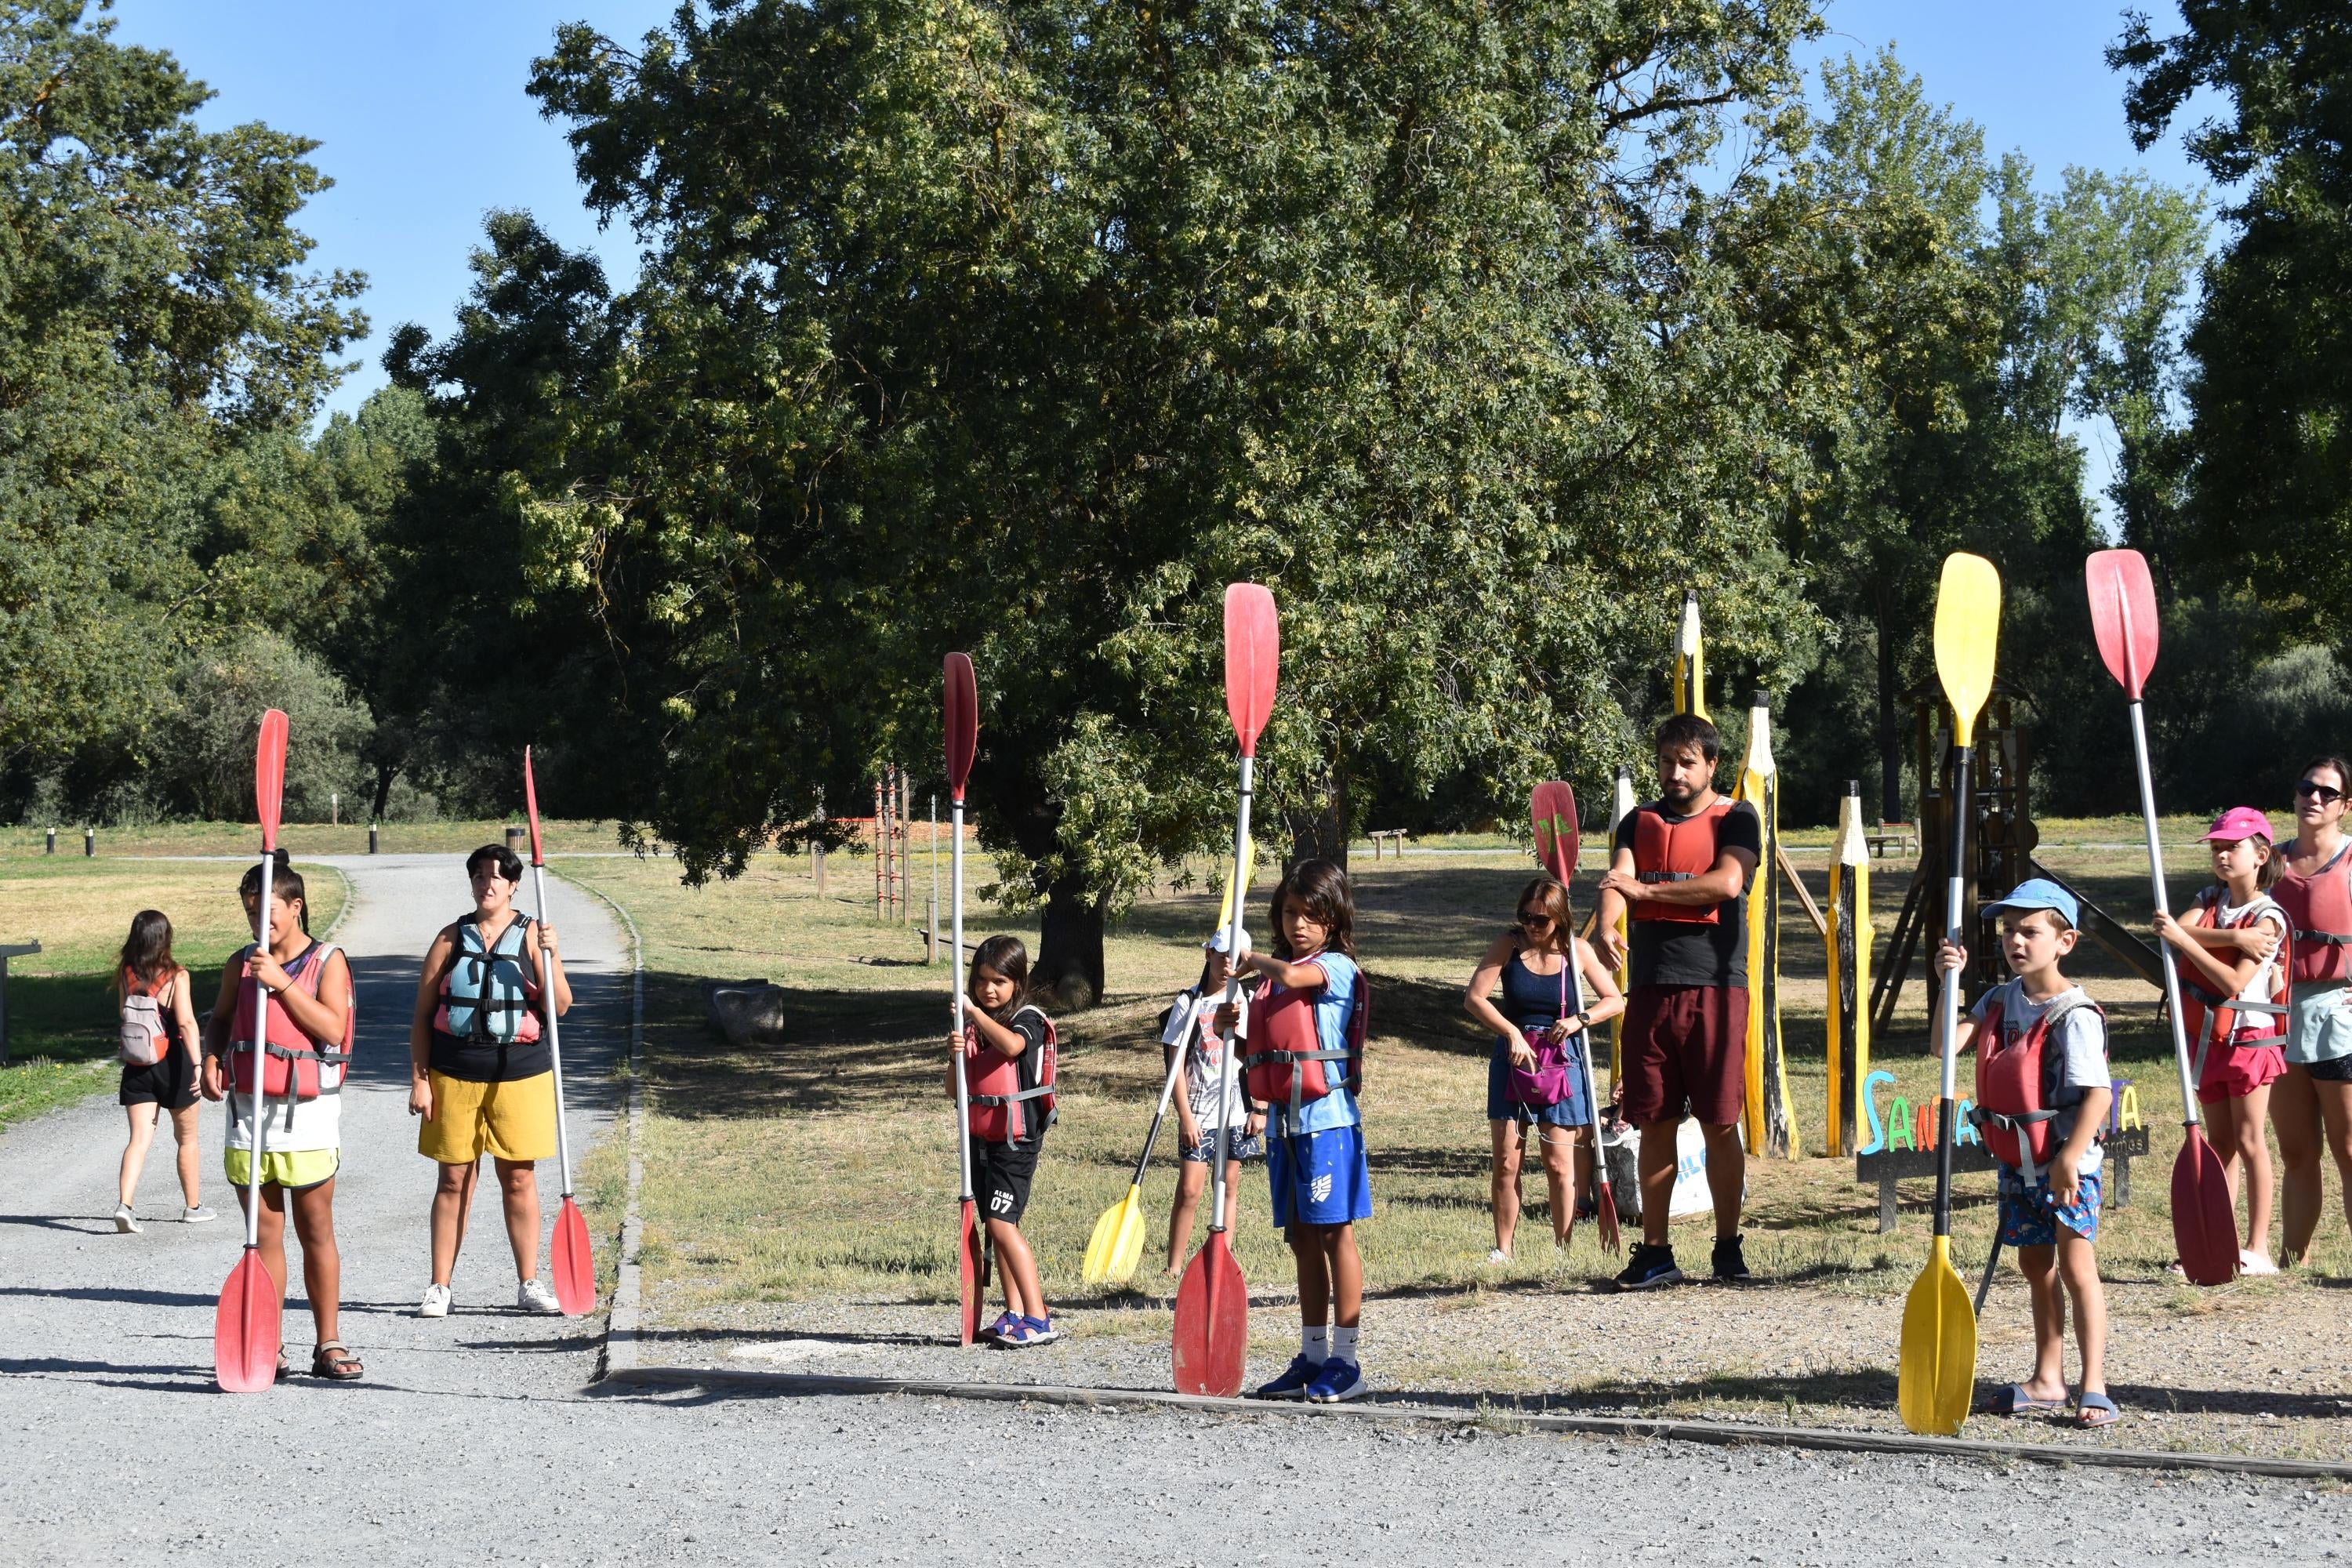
[113,1203,140,1234]
[180,1205,218,1224]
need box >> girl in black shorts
[114,909,212,1231]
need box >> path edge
[604,1363,2352,1482]
[568,873,644,1381]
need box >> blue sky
[110,0,2215,477]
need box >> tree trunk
[1875,591,1903,824]
[371,760,397,822]
[1284,768,1350,873]
[1032,869,1105,1010]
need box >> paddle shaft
[2125,701,2201,1124]
[240,848,275,1249]
[950,797,975,1203]
[1130,1027,1192,1187]
[1975,1234,2002,1315]
[1209,755,1255,1234]
[528,862,576,1196]
[1932,745,1973,1241]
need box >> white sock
[1301,1324,1330,1364]
[1331,1325,1359,1364]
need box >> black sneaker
[1612,1243,1682,1292]
[1711,1233,1755,1284]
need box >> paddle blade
[1223,584,1279,757]
[944,653,977,800]
[552,1196,595,1316]
[2172,1131,2239,1287]
[957,1197,985,1345]
[1215,834,1258,933]
[1931,554,2002,748]
[254,710,290,851]
[2085,547,2160,702]
[1171,1233,1247,1397]
[523,747,547,867]
[212,1248,281,1395]
[1530,782,1579,884]
[1896,1236,1976,1436]
[1082,1187,1145,1287]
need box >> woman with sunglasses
[2270,757,2352,1263]
[1462,873,1623,1263]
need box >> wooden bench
[1865,819,1918,858]
[1367,829,1410,858]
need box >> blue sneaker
[979,1311,1019,1343]
[1252,1354,1321,1400]
[1304,1358,1366,1403]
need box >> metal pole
[369,822,379,855]
[84,827,94,858]
[45,826,55,855]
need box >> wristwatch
[1577,1011,1593,1031]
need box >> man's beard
[1660,779,1700,810]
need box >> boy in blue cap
[1933,877,2117,1428]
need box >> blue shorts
[1266,1123,1372,1229]
[1998,1167,2102,1247]
[1486,1040,1588,1127]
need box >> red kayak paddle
[944,652,987,1345]
[524,748,596,1316]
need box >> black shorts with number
[967,1133,1043,1225]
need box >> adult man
[1593,713,1762,1289]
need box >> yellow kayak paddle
[1897,551,1999,1437]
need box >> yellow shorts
[418,1070,556,1165]
[224,1146,341,1192]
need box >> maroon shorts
[1621,985,1748,1127]
[2198,1038,2286,1105]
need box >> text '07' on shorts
[1618,984,1748,1128]
[967,1132,1042,1225]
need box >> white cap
[1203,927,1253,956]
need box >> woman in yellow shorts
[201,851,361,1380]
[408,844,572,1317]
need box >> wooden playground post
[1826,782,1871,1157]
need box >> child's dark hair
[1270,858,1356,960]
[118,909,176,991]
[967,935,1033,1020]
[466,843,525,882]
[1655,713,1722,764]
[1515,874,1571,949]
[238,848,310,933]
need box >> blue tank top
[1498,948,1573,1036]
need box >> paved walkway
[0,856,2343,1563]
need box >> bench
[1367,829,1410,858]
[1865,820,1918,858]
[1855,1076,2151,1232]
[0,942,39,1066]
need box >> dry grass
[0,818,616,859]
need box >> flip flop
[1984,1383,2067,1417]
[2074,1391,2121,1428]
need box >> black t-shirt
[1612,798,1763,989]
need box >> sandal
[275,1350,290,1383]
[1984,1383,2067,1417]
[2074,1391,2121,1428]
[310,1341,364,1381]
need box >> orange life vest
[2181,892,2288,1055]
[228,942,353,1102]
[1971,988,2101,1184]
[1242,956,1368,1115]
[967,1004,1057,1146]
[2272,842,2352,988]
[1629,800,1735,924]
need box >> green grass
[0,858,348,1129]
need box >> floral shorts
[1997,1167,2101,1247]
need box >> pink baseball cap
[2202,807,2275,843]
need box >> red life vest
[1971,987,2101,1182]
[1243,957,1368,1115]
[2271,841,2352,987]
[2180,892,2288,1052]
[228,942,353,1102]
[1629,800,1736,924]
[967,1005,1057,1146]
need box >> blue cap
[1981,877,2078,929]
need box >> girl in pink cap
[2154,805,2288,1272]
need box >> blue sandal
[1984,1384,2067,1417]
[2074,1391,2121,1428]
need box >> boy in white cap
[1934,877,2116,1428]
[1160,928,1264,1275]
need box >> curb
[570,875,645,1380]
[602,1363,2352,1481]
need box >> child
[1240,858,1371,1404]
[1936,877,2114,1428]
[1159,928,1264,1276]
[951,935,1058,1346]
[113,909,212,1230]
[2154,807,2288,1274]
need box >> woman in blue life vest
[407,844,572,1319]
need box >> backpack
[118,971,173,1067]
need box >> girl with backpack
[113,909,211,1231]
[408,844,572,1319]
[1462,873,1624,1263]
[2154,807,2289,1274]
[199,851,361,1380]
[946,934,1058,1345]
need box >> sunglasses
[1516,910,1556,926]
[2297,780,2344,803]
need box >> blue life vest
[441,915,535,1042]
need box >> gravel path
[5,855,2350,1563]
